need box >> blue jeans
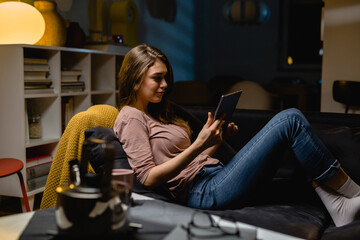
[186,108,339,210]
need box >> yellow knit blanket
[40,104,119,209]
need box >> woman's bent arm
[144,140,204,187]
[144,112,224,188]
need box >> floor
[0,194,42,217]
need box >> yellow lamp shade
[0,1,45,44]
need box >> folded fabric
[40,105,119,209]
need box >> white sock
[315,186,360,227]
[337,177,360,198]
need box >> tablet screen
[213,90,243,122]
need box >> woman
[114,44,360,227]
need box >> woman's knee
[279,108,305,120]
[275,108,310,128]
[281,108,302,115]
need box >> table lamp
[0,1,45,44]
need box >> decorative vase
[34,1,67,46]
[65,22,86,48]
[88,0,108,43]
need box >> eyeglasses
[182,211,241,239]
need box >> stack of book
[24,58,53,94]
[62,97,74,131]
[26,154,53,191]
[61,69,85,93]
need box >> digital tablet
[213,90,243,122]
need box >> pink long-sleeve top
[113,106,219,201]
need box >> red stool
[0,158,30,212]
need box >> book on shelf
[27,174,48,191]
[24,78,51,83]
[62,76,81,82]
[26,161,52,180]
[61,81,85,87]
[26,154,53,168]
[24,58,48,65]
[25,80,52,86]
[62,97,74,131]
[24,79,53,94]
[61,86,85,93]
[61,69,82,76]
[61,70,82,82]
[25,84,52,88]
[25,100,29,141]
[61,81,85,93]
[25,87,54,94]
[24,64,50,72]
[24,71,48,81]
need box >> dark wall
[58,0,322,103]
[58,0,196,83]
[195,0,321,85]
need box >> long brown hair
[118,44,191,136]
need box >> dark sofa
[87,104,360,240]
[183,106,360,240]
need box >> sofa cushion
[204,177,329,240]
[210,203,328,240]
[316,126,360,185]
[322,220,360,240]
[84,126,174,202]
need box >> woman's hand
[223,122,239,140]
[194,112,225,151]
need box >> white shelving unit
[0,44,130,209]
